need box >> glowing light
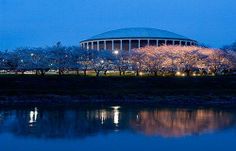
[176,71,181,76]
[112,106,120,126]
[30,53,34,57]
[113,110,119,125]
[113,50,119,55]
[100,60,104,63]
[100,110,107,124]
[29,107,38,126]
[111,106,120,110]
[20,59,24,63]
[135,45,232,76]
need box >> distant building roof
[82,27,194,41]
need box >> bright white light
[113,50,119,55]
[29,107,38,125]
[34,108,38,121]
[112,106,120,126]
[29,111,34,124]
[113,110,119,125]
[100,60,104,63]
[111,106,120,110]
[176,71,181,76]
[100,110,107,124]
[20,59,24,63]
[30,53,34,57]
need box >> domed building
[80,27,197,51]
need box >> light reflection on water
[29,108,38,127]
[0,106,236,151]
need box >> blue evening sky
[0,0,236,50]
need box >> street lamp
[113,50,119,55]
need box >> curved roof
[82,27,193,42]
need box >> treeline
[0,42,236,76]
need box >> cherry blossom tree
[1,44,235,76]
[129,49,146,76]
[113,51,131,76]
[136,45,235,76]
[0,50,15,72]
[71,47,95,76]
[206,50,232,74]
[90,50,115,77]
[47,42,72,75]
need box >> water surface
[0,106,236,151]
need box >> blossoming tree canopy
[0,43,235,76]
[134,45,235,75]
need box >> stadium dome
[80,27,197,51]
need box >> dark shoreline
[0,75,236,107]
[1,95,236,108]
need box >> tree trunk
[119,70,122,76]
[104,70,107,76]
[136,70,139,76]
[76,70,79,75]
[59,69,63,76]
[154,71,158,76]
[40,70,45,76]
[36,70,41,75]
[95,70,100,77]
[83,70,87,76]
[186,69,190,76]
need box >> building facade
[80,28,197,51]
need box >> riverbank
[0,75,236,107]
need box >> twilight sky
[0,0,236,50]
